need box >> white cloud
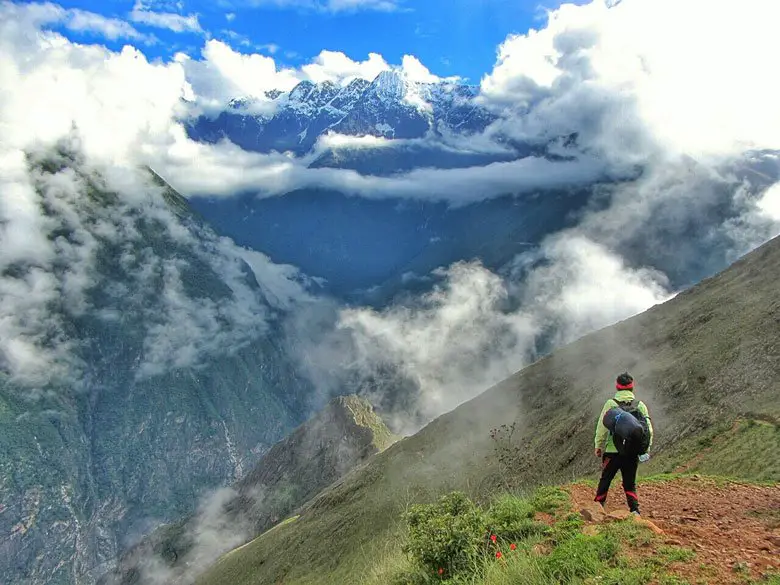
[177,40,301,113]
[480,0,780,161]
[0,20,189,163]
[3,0,780,406]
[225,12,236,21]
[758,182,780,223]
[315,133,392,150]
[130,0,202,33]
[0,1,153,43]
[0,7,309,385]
[325,235,670,428]
[138,487,255,585]
[152,134,617,203]
[66,8,153,41]
[400,55,442,84]
[259,42,280,54]
[241,0,401,13]
[301,50,389,85]
[326,0,399,11]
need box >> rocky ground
[570,477,780,584]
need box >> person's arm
[639,401,654,449]
[594,400,613,452]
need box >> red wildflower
[490,534,497,543]
[510,543,517,551]
[438,568,444,575]
[495,551,502,559]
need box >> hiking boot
[631,510,641,517]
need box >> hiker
[593,372,653,515]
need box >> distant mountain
[187,151,780,302]
[184,69,780,302]
[0,146,314,585]
[188,187,597,301]
[102,395,394,585]
[186,70,497,156]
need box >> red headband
[616,381,634,390]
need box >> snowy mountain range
[183,71,780,302]
[187,70,497,155]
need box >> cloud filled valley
[2,0,780,424]
[1,0,780,582]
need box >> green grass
[656,546,696,564]
[657,576,691,585]
[195,230,780,585]
[196,418,780,585]
[367,488,707,585]
[643,419,780,483]
[341,395,398,452]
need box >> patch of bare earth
[569,477,780,584]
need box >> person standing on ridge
[594,372,653,515]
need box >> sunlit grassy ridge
[198,236,780,585]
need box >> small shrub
[403,492,486,578]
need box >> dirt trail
[569,477,780,584]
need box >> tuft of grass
[543,532,619,583]
[486,494,551,542]
[479,549,549,585]
[657,545,696,564]
[596,565,655,585]
[530,486,570,514]
[601,519,655,548]
[657,576,692,585]
[550,512,585,544]
[643,419,780,483]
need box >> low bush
[403,491,486,579]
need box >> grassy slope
[198,236,780,585]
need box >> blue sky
[48,0,585,83]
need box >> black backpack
[611,399,651,456]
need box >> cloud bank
[237,0,401,13]
[2,0,780,420]
[0,6,314,385]
[130,1,203,34]
[480,0,780,161]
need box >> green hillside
[197,235,780,585]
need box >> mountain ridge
[0,147,314,585]
[101,395,395,585]
[187,70,496,155]
[195,233,780,585]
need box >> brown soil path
[569,477,780,584]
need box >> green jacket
[594,390,653,454]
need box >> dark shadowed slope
[0,147,314,585]
[103,396,394,584]
[198,234,780,585]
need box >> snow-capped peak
[369,70,410,101]
[188,72,495,154]
[364,69,437,113]
[288,81,316,102]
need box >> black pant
[594,452,639,512]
